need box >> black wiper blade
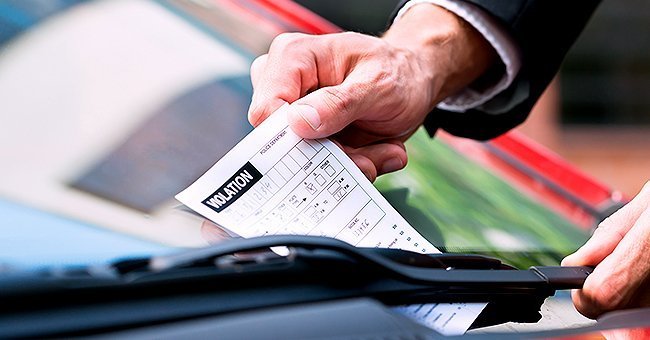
[146,235,592,290]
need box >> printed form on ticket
[176,108,434,252]
[176,107,486,335]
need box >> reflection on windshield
[71,76,253,212]
[376,130,590,268]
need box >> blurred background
[521,0,650,198]
[0,0,646,269]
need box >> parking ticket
[176,107,435,252]
[176,105,485,335]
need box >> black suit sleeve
[391,0,601,140]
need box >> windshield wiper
[0,235,592,338]
[146,235,591,289]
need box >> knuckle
[336,31,364,43]
[271,32,307,51]
[294,59,314,75]
[367,53,414,111]
[251,55,266,69]
[371,66,394,87]
[252,54,266,64]
[354,65,399,107]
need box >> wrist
[382,4,496,105]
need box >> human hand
[248,4,495,181]
[562,181,650,318]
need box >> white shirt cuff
[394,0,522,112]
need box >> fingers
[340,140,407,182]
[571,204,650,318]
[258,33,406,141]
[248,53,287,127]
[562,182,650,267]
[248,33,321,127]
[249,31,424,145]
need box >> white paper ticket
[176,106,485,335]
[176,108,434,252]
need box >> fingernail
[381,158,404,174]
[293,104,321,130]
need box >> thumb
[286,83,365,139]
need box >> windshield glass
[0,0,609,270]
[376,132,590,268]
